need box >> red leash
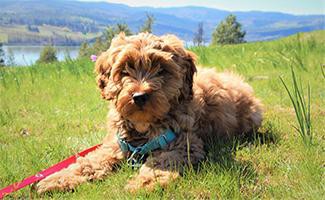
[0,144,101,199]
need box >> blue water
[3,46,80,66]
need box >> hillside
[0,31,324,199]
[0,0,324,45]
[0,24,99,46]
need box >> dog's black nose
[133,92,149,107]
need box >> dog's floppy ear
[159,34,197,101]
[181,50,197,101]
[94,51,117,100]
[94,33,132,101]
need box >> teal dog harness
[117,129,176,167]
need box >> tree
[77,23,133,59]
[0,43,5,67]
[103,26,116,50]
[193,22,204,46]
[92,37,105,55]
[103,23,132,49]
[139,13,155,33]
[115,23,133,36]
[211,14,246,45]
[36,45,58,64]
[78,41,90,58]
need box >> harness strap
[117,129,177,167]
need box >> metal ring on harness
[127,147,146,167]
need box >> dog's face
[95,33,196,132]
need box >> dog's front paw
[125,169,179,192]
[125,176,156,193]
[36,172,86,194]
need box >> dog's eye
[126,63,135,70]
[157,68,166,76]
[121,70,129,77]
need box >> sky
[79,0,325,15]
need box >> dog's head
[95,33,196,132]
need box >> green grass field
[0,31,324,199]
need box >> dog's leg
[36,134,124,194]
[125,133,205,192]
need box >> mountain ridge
[0,0,324,45]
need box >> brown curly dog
[37,33,262,193]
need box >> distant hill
[0,0,324,45]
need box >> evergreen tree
[211,14,246,45]
[193,22,204,46]
[104,26,116,49]
[103,23,132,49]
[36,45,58,64]
[139,13,155,33]
[78,23,133,59]
[115,23,132,36]
[0,43,5,67]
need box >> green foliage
[77,23,133,59]
[280,67,312,146]
[92,37,105,55]
[116,23,133,36]
[104,23,133,44]
[78,42,91,58]
[36,45,58,64]
[193,22,204,46]
[0,43,5,67]
[139,13,155,33]
[211,14,246,45]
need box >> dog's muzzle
[132,92,149,107]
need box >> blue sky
[79,0,325,15]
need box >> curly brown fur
[37,33,262,193]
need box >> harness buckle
[127,147,146,168]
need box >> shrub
[36,45,58,64]
[78,42,91,58]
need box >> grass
[280,67,312,146]
[0,30,324,199]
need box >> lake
[3,46,80,66]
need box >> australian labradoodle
[37,33,262,193]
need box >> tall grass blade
[321,64,325,79]
[279,67,313,146]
